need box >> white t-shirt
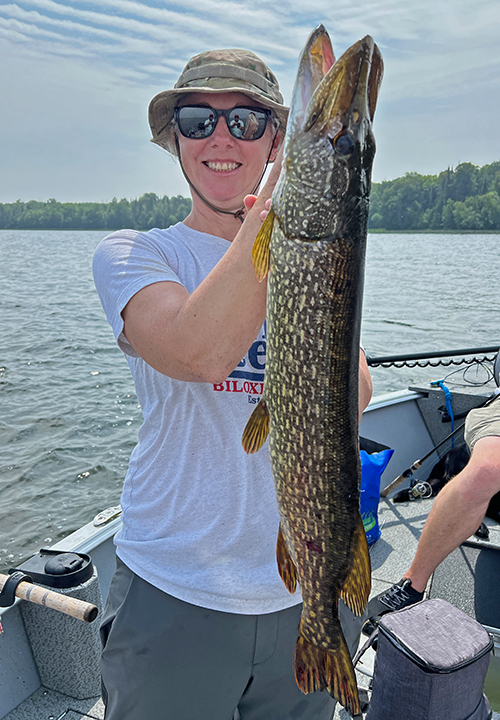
[93,223,301,614]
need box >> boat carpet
[3,688,104,720]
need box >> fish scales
[242,25,383,715]
[268,232,364,641]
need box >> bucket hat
[148,48,289,155]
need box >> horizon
[3,158,498,205]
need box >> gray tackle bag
[366,598,493,720]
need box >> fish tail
[340,516,371,615]
[294,626,359,715]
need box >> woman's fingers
[260,199,272,222]
[245,196,272,223]
[244,144,283,223]
[244,194,258,211]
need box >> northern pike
[242,26,383,715]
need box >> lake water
[1,229,499,570]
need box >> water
[1,230,499,571]
[1,230,141,570]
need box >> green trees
[0,194,192,231]
[1,161,499,231]
[368,161,500,231]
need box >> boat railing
[366,345,500,371]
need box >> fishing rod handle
[0,573,99,623]
[380,462,422,498]
[380,473,405,498]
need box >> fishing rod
[366,345,500,367]
[380,391,500,498]
[0,572,98,623]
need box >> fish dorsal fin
[252,210,275,282]
[288,25,336,133]
[276,523,298,593]
[241,398,269,454]
[340,517,371,616]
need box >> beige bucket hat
[148,48,289,155]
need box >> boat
[1,346,499,720]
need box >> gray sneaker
[362,578,424,635]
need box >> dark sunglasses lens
[228,108,268,140]
[177,107,216,138]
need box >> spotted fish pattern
[242,26,383,715]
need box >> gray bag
[366,598,493,720]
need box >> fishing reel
[408,479,433,501]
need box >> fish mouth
[287,25,337,133]
[304,32,384,136]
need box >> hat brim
[149,85,289,155]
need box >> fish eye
[333,132,355,156]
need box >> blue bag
[360,448,394,545]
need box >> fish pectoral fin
[276,524,298,593]
[252,209,275,282]
[294,628,359,715]
[340,517,371,616]
[241,398,270,454]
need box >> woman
[93,47,372,720]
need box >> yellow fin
[294,629,359,715]
[241,398,269,454]
[340,516,371,616]
[276,523,298,594]
[252,209,275,282]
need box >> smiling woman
[91,43,372,720]
[148,48,287,230]
[173,90,281,220]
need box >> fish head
[274,28,383,240]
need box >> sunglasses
[174,105,272,141]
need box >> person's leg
[237,600,365,720]
[101,558,256,720]
[364,433,500,633]
[404,435,500,591]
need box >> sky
[1,0,499,203]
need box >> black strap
[0,571,33,608]
[352,627,379,668]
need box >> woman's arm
[121,159,282,384]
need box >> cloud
[0,0,498,201]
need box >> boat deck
[5,494,499,720]
[333,495,500,719]
[4,689,104,719]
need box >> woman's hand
[243,143,283,221]
[245,196,272,222]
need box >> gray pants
[100,558,365,720]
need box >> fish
[241,25,383,715]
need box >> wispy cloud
[1,0,498,200]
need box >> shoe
[362,578,424,635]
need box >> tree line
[369,161,500,231]
[1,161,499,231]
[0,193,192,231]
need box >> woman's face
[175,91,279,209]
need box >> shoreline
[1,227,500,234]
